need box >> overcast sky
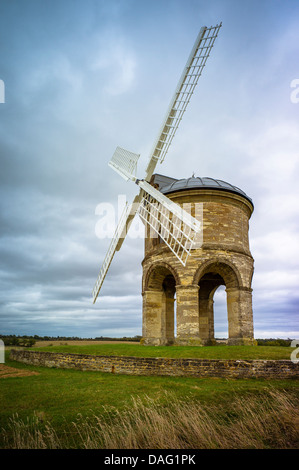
[0,0,298,339]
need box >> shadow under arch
[193,259,246,344]
[142,262,180,346]
[143,261,181,293]
[192,258,242,288]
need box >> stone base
[200,338,218,346]
[141,336,257,347]
[141,336,204,346]
[227,337,257,346]
[141,337,175,346]
[175,337,203,347]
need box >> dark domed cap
[154,175,253,206]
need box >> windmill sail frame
[144,23,222,181]
[108,146,140,182]
[92,201,132,303]
[92,23,222,302]
[137,180,202,266]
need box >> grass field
[1,344,298,449]
[29,342,294,360]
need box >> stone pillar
[142,289,175,346]
[239,287,254,343]
[226,287,255,345]
[176,285,201,346]
[142,290,164,345]
[198,297,215,345]
[165,294,175,345]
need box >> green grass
[1,346,298,448]
[30,343,293,360]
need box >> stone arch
[142,262,179,346]
[193,259,253,345]
[192,258,242,289]
[143,261,181,293]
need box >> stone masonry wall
[142,187,255,346]
[10,349,299,379]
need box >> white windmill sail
[92,202,131,303]
[92,195,141,303]
[137,180,201,266]
[108,146,140,182]
[92,23,222,303]
[144,23,222,181]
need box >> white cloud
[91,35,136,95]
[251,231,299,269]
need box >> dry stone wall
[10,349,299,379]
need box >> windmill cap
[153,174,253,207]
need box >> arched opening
[198,272,225,344]
[162,274,176,344]
[195,261,243,345]
[142,264,178,345]
[213,285,228,341]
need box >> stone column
[226,287,255,345]
[142,290,164,346]
[175,285,201,346]
[239,287,254,343]
[198,297,215,345]
[164,293,175,345]
[142,289,175,346]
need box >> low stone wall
[10,349,299,379]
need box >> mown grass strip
[29,343,293,360]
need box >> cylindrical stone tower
[141,174,255,346]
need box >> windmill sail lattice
[92,201,132,302]
[144,23,222,181]
[93,23,222,303]
[137,180,201,266]
[108,146,140,182]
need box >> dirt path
[0,364,39,379]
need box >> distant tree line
[94,336,142,342]
[0,335,292,347]
[256,338,293,347]
[0,334,142,347]
[0,335,36,347]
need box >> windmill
[93,23,222,304]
